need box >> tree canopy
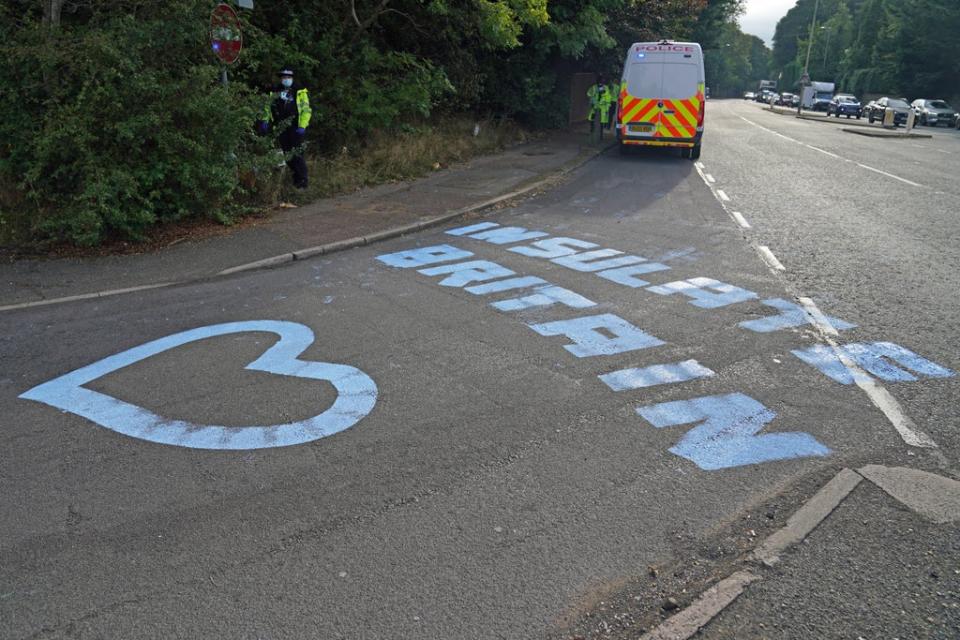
[1,0,747,245]
[770,0,960,99]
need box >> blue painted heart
[19,320,377,450]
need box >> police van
[616,40,706,159]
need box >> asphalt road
[2,100,957,639]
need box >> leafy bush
[0,1,270,245]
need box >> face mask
[281,77,293,88]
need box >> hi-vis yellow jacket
[264,87,312,130]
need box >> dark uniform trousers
[279,128,308,189]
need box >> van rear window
[662,64,700,99]
[626,63,661,98]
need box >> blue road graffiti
[376,244,473,269]
[465,276,547,295]
[378,227,953,471]
[740,298,856,334]
[551,249,646,272]
[600,360,715,392]
[418,260,515,288]
[595,262,670,288]
[445,221,500,236]
[492,285,596,312]
[793,342,955,385]
[636,393,832,470]
[447,223,676,290]
[528,314,665,357]
[19,321,378,450]
[463,226,549,245]
[647,277,758,309]
[510,237,598,259]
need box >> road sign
[210,3,242,65]
[800,72,810,86]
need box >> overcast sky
[739,0,797,47]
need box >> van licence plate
[628,123,654,133]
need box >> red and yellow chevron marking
[619,81,705,142]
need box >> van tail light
[697,99,705,128]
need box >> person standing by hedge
[587,76,606,132]
[260,68,312,189]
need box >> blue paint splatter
[418,260,515,288]
[636,393,831,470]
[529,314,665,357]
[600,360,715,391]
[492,285,595,312]
[377,244,472,269]
[793,342,955,385]
[740,298,856,334]
[647,277,758,309]
[18,321,378,450]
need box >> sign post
[211,3,242,85]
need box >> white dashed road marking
[797,299,939,449]
[757,246,785,271]
[694,119,940,451]
[738,115,925,188]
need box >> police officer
[606,78,619,130]
[260,67,312,189]
[587,76,608,132]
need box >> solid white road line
[797,296,940,449]
[757,246,785,271]
[738,115,925,188]
[704,173,716,183]
[855,162,923,187]
[716,189,731,202]
[803,143,841,159]
[731,211,751,229]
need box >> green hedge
[0,1,270,245]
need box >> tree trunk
[42,0,66,27]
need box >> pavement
[2,102,959,639]
[0,131,603,308]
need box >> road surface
[2,99,957,639]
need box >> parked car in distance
[744,91,755,100]
[776,92,800,107]
[910,99,957,127]
[863,97,910,126]
[954,112,960,129]
[828,94,862,118]
[755,89,776,103]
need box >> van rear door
[619,43,704,147]
[659,62,701,139]
[621,56,663,137]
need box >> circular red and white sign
[210,3,242,65]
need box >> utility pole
[799,0,820,115]
[823,26,832,68]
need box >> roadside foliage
[0,0,744,246]
[771,0,960,100]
